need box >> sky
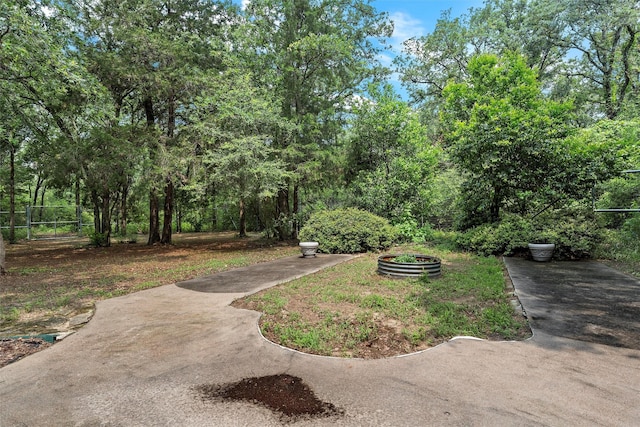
[374,0,485,97]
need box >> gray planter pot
[378,254,441,278]
[299,241,319,258]
[528,243,555,262]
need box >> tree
[0,226,5,274]
[1,0,105,240]
[346,83,439,222]
[196,66,292,237]
[397,10,473,106]
[243,0,392,240]
[441,53,573,226]
[537,0,639,120]
[72,0,238,245]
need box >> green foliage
[442,52,574,224]
[595,215,640,271]
[393,254,418,263]
[456,214,534,257]
[393,209,434,243]
[456,212,601,259]
[89,232,109,247]
[298,208,398,254]
[346,83,440,222]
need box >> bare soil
[0,337,52,367]
[196,374,343,422]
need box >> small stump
[378,254,441,278]
[299,241,319,258]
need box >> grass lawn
[233,243,532,358]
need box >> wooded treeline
[1,0,639,247]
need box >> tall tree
[72,0,237,245]
[397,0,567,126]
[441,53,573,226]
[194,62,293,237]
[1,0,102,239]
[346,83,439,222]
[243,0,392,240]
[537,0,639,120]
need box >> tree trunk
[160,179,173,244]
[91,190,101,233]
[9,143,16,243]
[490,190,501,223]
[144,96,161,245]
[33,175,43,208]
[276,187,290,241]
[292,184,299,240]
[239,198,246,237]
[75,177,81,233]
[148,189,161,244]
[160,90,176,245]
[176,200,182,233]
[0,230,5,275]
[101,193,111,247]
[120,181,128,236]
[38,188,45,222]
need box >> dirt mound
[196,374,343,422]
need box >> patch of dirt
[196,374,343,422]
[0,338,52,368]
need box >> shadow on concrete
[176,254,353,293]
[504,257,640,350]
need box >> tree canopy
[1,0,639,251]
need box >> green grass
[236,243,530,358]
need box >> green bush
[594,215,640,265]
[531,208,602,259]
[456,212,601,259]
[456,214,533,256]
[299,208,398,254]
[89,232,109,247]
[393,210,434,243]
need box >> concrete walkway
[1,255,639,426]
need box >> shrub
[89,232,109,247]
[299,208,398,254]
[456,212,602,259]
[393,210,434,243]
[456,214,533,256]
[533,211,602,260]
[594,215,640,265]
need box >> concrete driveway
[1,255,639,426]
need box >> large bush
[456,212,602,260]
[456,214,533,257]
[298,208,398,254]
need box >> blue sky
[374,0,485,97]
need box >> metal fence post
[26,205,31,240]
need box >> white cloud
[388,11,426,52]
